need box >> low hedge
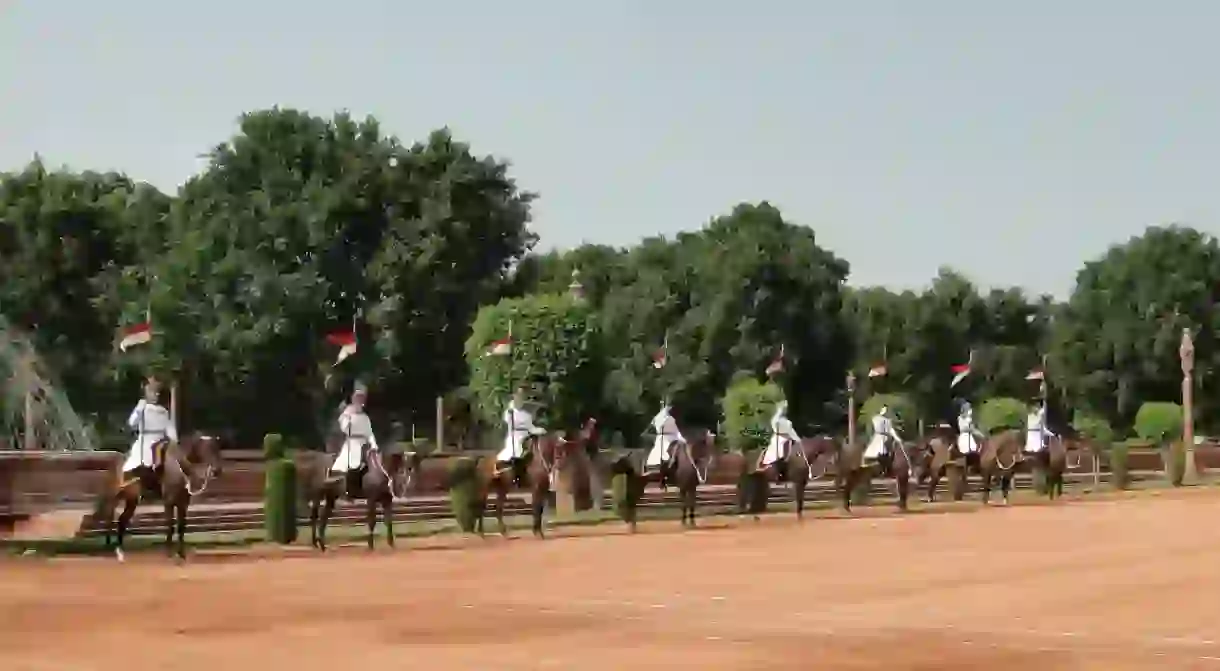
[447,457,481,533]
[262,433,296,544]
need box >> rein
[682,441,710,484]
[798,442,827,481]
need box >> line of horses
[91,420,1086,561]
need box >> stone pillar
[846,371,857,446]
[1180,328,1200,484]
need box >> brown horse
[668,429,717,527]
[473,418,597,538]
[973,430,1023,505]
[836,437,913,513]
[754,436,839,521]
[914,424,957,503]
[98,432,224,561]
[1033,433,1085,500]
[301,443,420,551]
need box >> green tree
[1051,225,1220,430]
[721,378,785,452]
[465,292,602,432]
[1133,401,1184,445]
[133,109,535,444]
[0,160,170,435]
[858,393,917,436]
[977,397,1027,434]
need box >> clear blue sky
[3,2,1218,298]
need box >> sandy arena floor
[3,491,1220,670]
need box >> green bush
[721,378,785,452]
[736,451,770,514]
[1163,441,1187,487]
[263,457,298,544]
[1134,402,1184,445]
[609,458,642,524]
[447,457,481,533]
[263,433,285,460]
[1032,467,1049,495]
[1109,441,1130,490]
[465,293,603,431]
[978,397,1027,435]
[858,393,917,435]
[850,472,872,506]
[1072,411,1114,453]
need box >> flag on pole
[652,334,668,369]
[326,328,357,366]
[486,321,512,356]
[868,363,888,378]
[949,351,973,388]
[118,310,153,352]
[765,344,786,376]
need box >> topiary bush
[1134,402,1184,445]
[858,393,917,437]
[609,457,643,529]
[262,433,297,544]
[447,457,482,533]
[465,293,603,431]
[978,397,1027,435]
[1109,440,1131,490]
[1163,441,1187,487]
[1072,411,1115,450]
[721,378,785,453]
[736,453,770,515]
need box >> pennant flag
[326,328,357,366]
[1026,367,1044,381]
[765,344,786,376]
[118,320,152,352]
[949,356,972,388]
[652,334,668,369]
[485,321,513,357]
[868,363,888,378]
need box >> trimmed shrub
[1072,411,1115,450]
[1163,441,1187,487]
[1134,402,1184,445]
[858,393,917,437]
[447,457,481,533]
[850,471,872,506]
[736,450,770,514]
[1109,441,1131,490]
[978,397,1027,435]
[609,458,643,526]
[263,433,285,460]
[263,447,297,544]
[721,378,785,453]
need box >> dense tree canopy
[0,107,1213,449]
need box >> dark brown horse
[668,429,717,527]
[914,424,957,503]
[836,436,913,513]
[473,418,597,538]
[301,443,420,551]
[98,432,224,561]
[1033,433,1085,500]
[973,430,1023,505]
[754,436,839,521]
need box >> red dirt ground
[3,490,1220,670]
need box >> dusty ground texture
[3,490,1220,670]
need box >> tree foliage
[977,397,1027,434]
[858,393,917,436]
[465,292,601,431]
[1133,402,1184,444]
[720,377,785,452]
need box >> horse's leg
[793,470,808,522]
[980,468,992,505]
[115,495,136,562]
[101,494,116,550]
[896,467,909,512]
[383,496,395,549]
[365,497,377,551]
[176,501,188,560]
[496,481,508,537]
[162,499,175,557]
[840,471,853,513]
[1001,470,1012,505]
[318,494,334,552]
[309,497,320,549]
[686,484,698,527]
[531,484,546,539]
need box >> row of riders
[98,375,1081,559]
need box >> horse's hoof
[114,548,125,563]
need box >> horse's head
[377,443,422,498]
[185,432,226,477]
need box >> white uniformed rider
[864,405,903,460]
[645,400,685,474]
[758,400,800,474]
[956,400,984,454]
[1024,402,1054,455]
[330,381,381,499]
[121,376,178,480]
[495,388,546,482]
